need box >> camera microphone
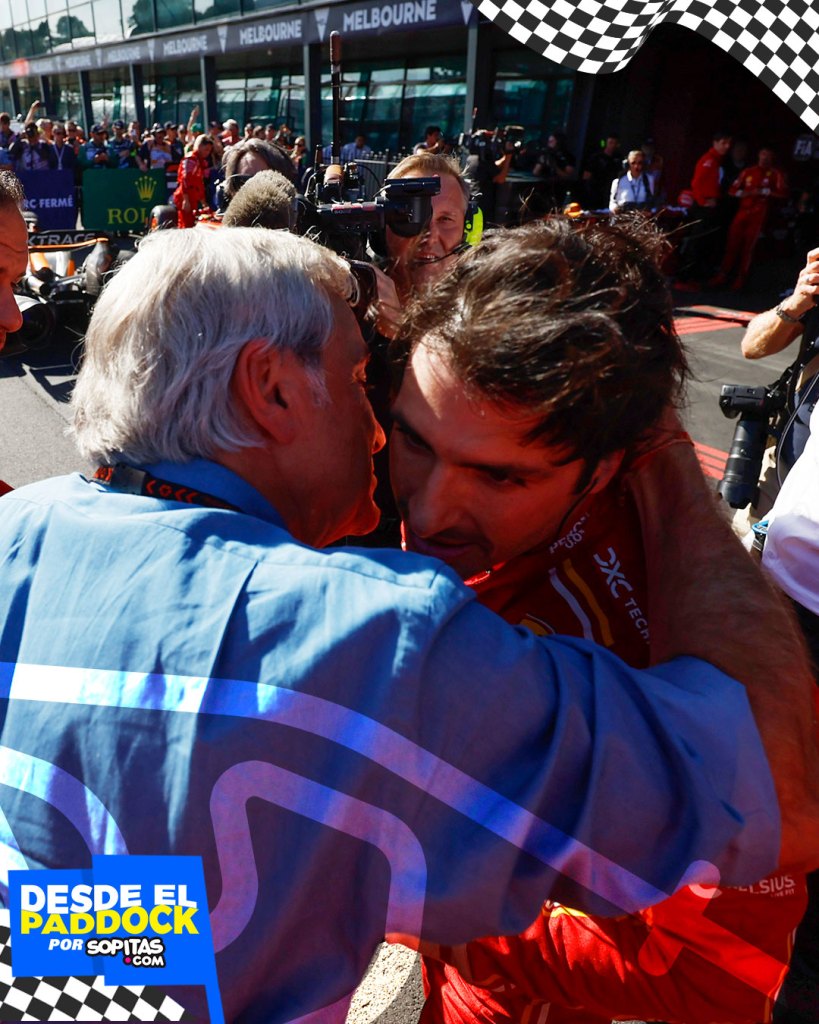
[221,171,297,231]
[412,242,470,266]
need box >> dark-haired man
[80,123,112,170]
[413,125,444,154]
[582,132,621,208]
[389,216,811,1024]
[10,122,56,172]
[677,129,733,286]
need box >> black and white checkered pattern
[473,0,819,131]
[0,913,190,1021]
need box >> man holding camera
[388,216,813,1024]
[0,223,816,1021]
[383,152,470,301]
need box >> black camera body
[717,381,788,508]
[460,125,525,161]
[297,165,439,261]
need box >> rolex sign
[81,169,169,231]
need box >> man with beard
[389,216,811,1024]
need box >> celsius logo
[736,874,797,897]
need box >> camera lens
[717,416,770,508]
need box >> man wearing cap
[109,119,138,169]
[164,121,184,163]
[79,124,113,169]
[10,122,57,172]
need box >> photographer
[383,152,469,303]
[533,131,576,206]
[413,124,444,154]
[463,130,513,224]
[740,248,819,486]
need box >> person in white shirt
[610,149,654,212]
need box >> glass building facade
[0,0,579,154]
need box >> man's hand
[741,248,819,359]
[787,247,819,318]
[370,266,402,340]
[624,427,819,873]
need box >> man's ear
[589,451,626,494]
[231,339,301,445]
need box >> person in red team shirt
[388,216,808,1024]
[677,130,733,286]
[172,134,214,228]
[710,146,789,290]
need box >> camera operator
[738,248,819,509]
[383,152,470,303]
[533,131,576,207]
[463,130,513,224]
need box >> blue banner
[17,169,76,231]
[9,854,223,1023]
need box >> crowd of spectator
[0,102,798,288]
[0,101,316,228]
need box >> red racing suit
[419,446,807,1024]
[719,165,788,286]
[690,146,724,206]
[172,154,209,228]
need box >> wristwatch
[774,303,803,324]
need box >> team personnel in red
[691,130,732,207]
[678,130,733,286]
[389,218,808,1024]
[710,147,788,290]
[172,134,214,228]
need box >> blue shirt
[0,459,779,1022]
[340,142,373,162]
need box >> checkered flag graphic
[0,911,191,1021]
[472,0,819,131]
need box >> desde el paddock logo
[9,855,224,1023]
[17,881,198,964]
